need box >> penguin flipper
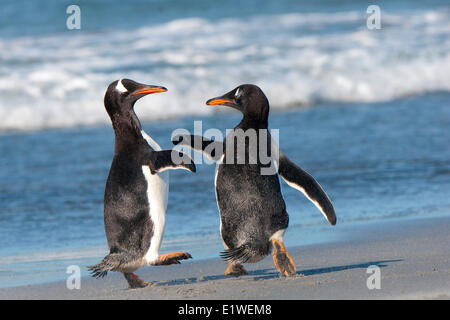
[145,150,196,174]
[277,152,336,225]
[172,134,224,161]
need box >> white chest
[140,130,169,263]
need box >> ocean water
[1,0,449,131]
[0,0,450,288]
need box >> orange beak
[206,98,233,106]
[134,87,167,95]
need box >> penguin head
[206,84,269,122]
[104,79,167,117]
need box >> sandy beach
[1,0,449,306]
[1,215,449,300]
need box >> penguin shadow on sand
[153,259,402,286]
[249,258,402,281]
[156,273,229,287]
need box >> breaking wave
[0,8,449,131]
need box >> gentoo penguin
[173,84,336,277]
[88,79,196,288]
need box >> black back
[215,85,289,249]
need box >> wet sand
[1,216,449,300]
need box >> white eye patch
[235,88,240,97]
[115,79,128,93]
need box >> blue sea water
[0,0,449,288]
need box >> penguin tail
[220,241,270,264]
[87,250,136,278]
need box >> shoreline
[1,215,449,299]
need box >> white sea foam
[0,9,449,131]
